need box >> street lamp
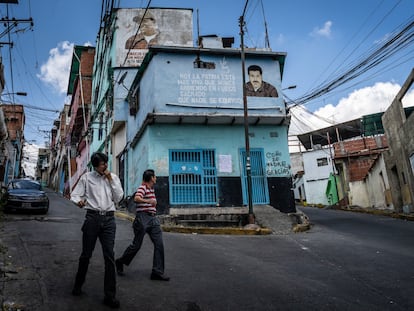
[1,91,27,97]
[0,92,27,103]
[282,87,297,113]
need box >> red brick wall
[333,136,387,182]
[80,48,95,77]
[347,156,378,181]
[333,136,388,157]
[3,104,24,140]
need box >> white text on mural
[177,73,240,105]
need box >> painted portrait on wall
[116,8,193,67]
[245,64,279,97]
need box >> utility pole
[239,1,256,226]
[0,1,34,99]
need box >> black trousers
[74,212,117,298]
[117,212,165,275]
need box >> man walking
[116,169,169,281]
[71,152,124,309]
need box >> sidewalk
[115,205,310,235]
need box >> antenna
[196,9,200,47]
[260,0,270,49]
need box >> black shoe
[115,259,124,276]
[71,286,83,296]
[103,296,120,309]
[150,272,170,281]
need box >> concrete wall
[126,123,294,212]
[302,148,334,205]
[128,123,291,179]
[111,123,126,171]
[365,154,393,210]
[127,51,286,145]
[382,68,414,213]
[290,152,304,176]
[348,181,369,207]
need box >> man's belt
[87,209,114,216]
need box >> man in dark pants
[71,152,124,309]
[116,169,169,281]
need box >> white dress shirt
[71,170,124,212]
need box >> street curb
[328,207,414,221]
[162,226,273,235]
[292,223,311,233]
[114,211,273,235]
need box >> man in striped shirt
[116,169,169,281]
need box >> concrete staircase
[159,205,308,234]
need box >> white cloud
[37,41,74,94]
[289,81,407,135]
[288,81,413,153]
[311,21,332,38]
[401,87,414,108]
[315,82,402,123]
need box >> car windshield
[9,180,41,190]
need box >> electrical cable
[260,0,270,49]
[312,0,388,88]
[288,17,414,109]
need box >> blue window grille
[240,148,270,205]
[169,149,217,205]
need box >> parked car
[2,179,49,214]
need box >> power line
[312,0,391,89]
[288,17,414,109]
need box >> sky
[1,0,414,175]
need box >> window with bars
[317,157,328,167]
[169,149,217,205]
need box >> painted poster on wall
[116,8,193,67]
[160,56,284,114]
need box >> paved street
[1,189,414,311]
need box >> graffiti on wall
[266,151,290,176]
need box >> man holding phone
[70,152,124,309]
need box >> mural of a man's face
[248,70,263,91]
[141,17,157,36]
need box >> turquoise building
[122,46,295,213]
[90,7,295,213]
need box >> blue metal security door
[169,149,217,205]
[240,148,269,205]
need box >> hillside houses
[290,68,414,213]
